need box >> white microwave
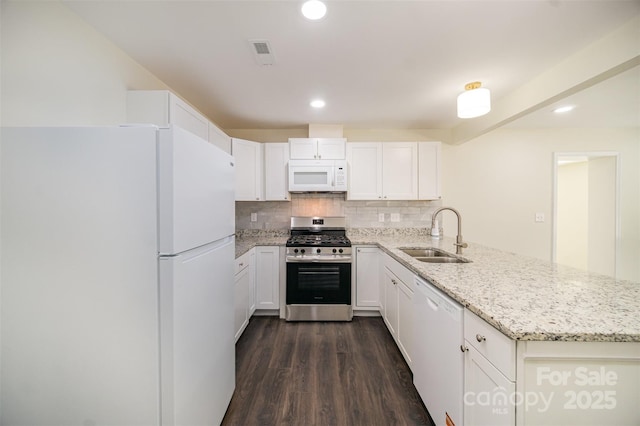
[288,159,347,192]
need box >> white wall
[557,161,589,270]
[1,1,169,126]
[588,155,617,277]
[442,127,640,282]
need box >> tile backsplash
[236,193,442,231]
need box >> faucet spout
[431,207,468,254]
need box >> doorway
[552,152,619,278]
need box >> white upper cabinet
[418,142,442,200]
[289,138,346,160]
[208,122,231,154]
[347,142,418,200]
[127,90,208,140]
[126,90,231,154]
[382,142,418,200]
[346,143,383,200]
[232,138,264,201]
[264,143,290,201]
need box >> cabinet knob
[239,262,244,267]
[476,334,486,342]
[392,279,397,286]
[460,345,469,353]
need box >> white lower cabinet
[383,266,399,336]
[234,250,255,342]
[464,344,516,426]
[354,246,380,309]
[255,246,280,310]
[463,309,516,426]
[381,253,414,368]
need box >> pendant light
[457,82,491,118]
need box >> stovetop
[286,234,351,247]
[286,216,351,248]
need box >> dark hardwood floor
[222,316,434,426]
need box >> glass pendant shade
[457,84,491,118]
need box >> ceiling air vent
[249,39,275,66]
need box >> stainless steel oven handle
[286,257,352,263]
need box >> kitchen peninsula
[235,229,640,425]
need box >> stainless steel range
[285,216,352,321]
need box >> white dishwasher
[413,276,464,426]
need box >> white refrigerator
[0,125,236,425]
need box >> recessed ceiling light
[553,105,575,113]
[310,99,326,108]
[301,0,327,20]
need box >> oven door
[286,262,351,305]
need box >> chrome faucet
[432,207,468,254]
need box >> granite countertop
[352,233,640,343]
[234,229,640,343]
[234,230,289,258]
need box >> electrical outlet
[391,213,400,222]
[378,213,385,222]
[251,212,257,222]
[535,213,545,223]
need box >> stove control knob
[300,249,305,254]
[338,249,344,253]
[316,248,321,254]
[332,249,337,254]
[294,249,299,254]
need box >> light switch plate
[378,213,385,222]
[251,212,258,222]
[391,213,400,222]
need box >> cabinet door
[382,142,418,200]
[169,94,209,141]
[264,143,290,201]
[289,138,318,159]
[397,280,413,367]
[247,251,256,316]
[234,266,250,342]
[418,142,441,200]
[255,246,280,310]
[464,344,515,426]
[316,138,346,159]
[232,138,263,201]
[127,90,208,142]
[346,143,382,200]
[355,247,380,308]
[208,122,231,154]
[383,267,399,338]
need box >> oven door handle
[286,257,352,263]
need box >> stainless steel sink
[399,247,470,264]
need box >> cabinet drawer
[464,310,515,380]
[382,253,415,290]
[235,250,252,275]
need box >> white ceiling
[505,64,640,128]
[63,0,640,131]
